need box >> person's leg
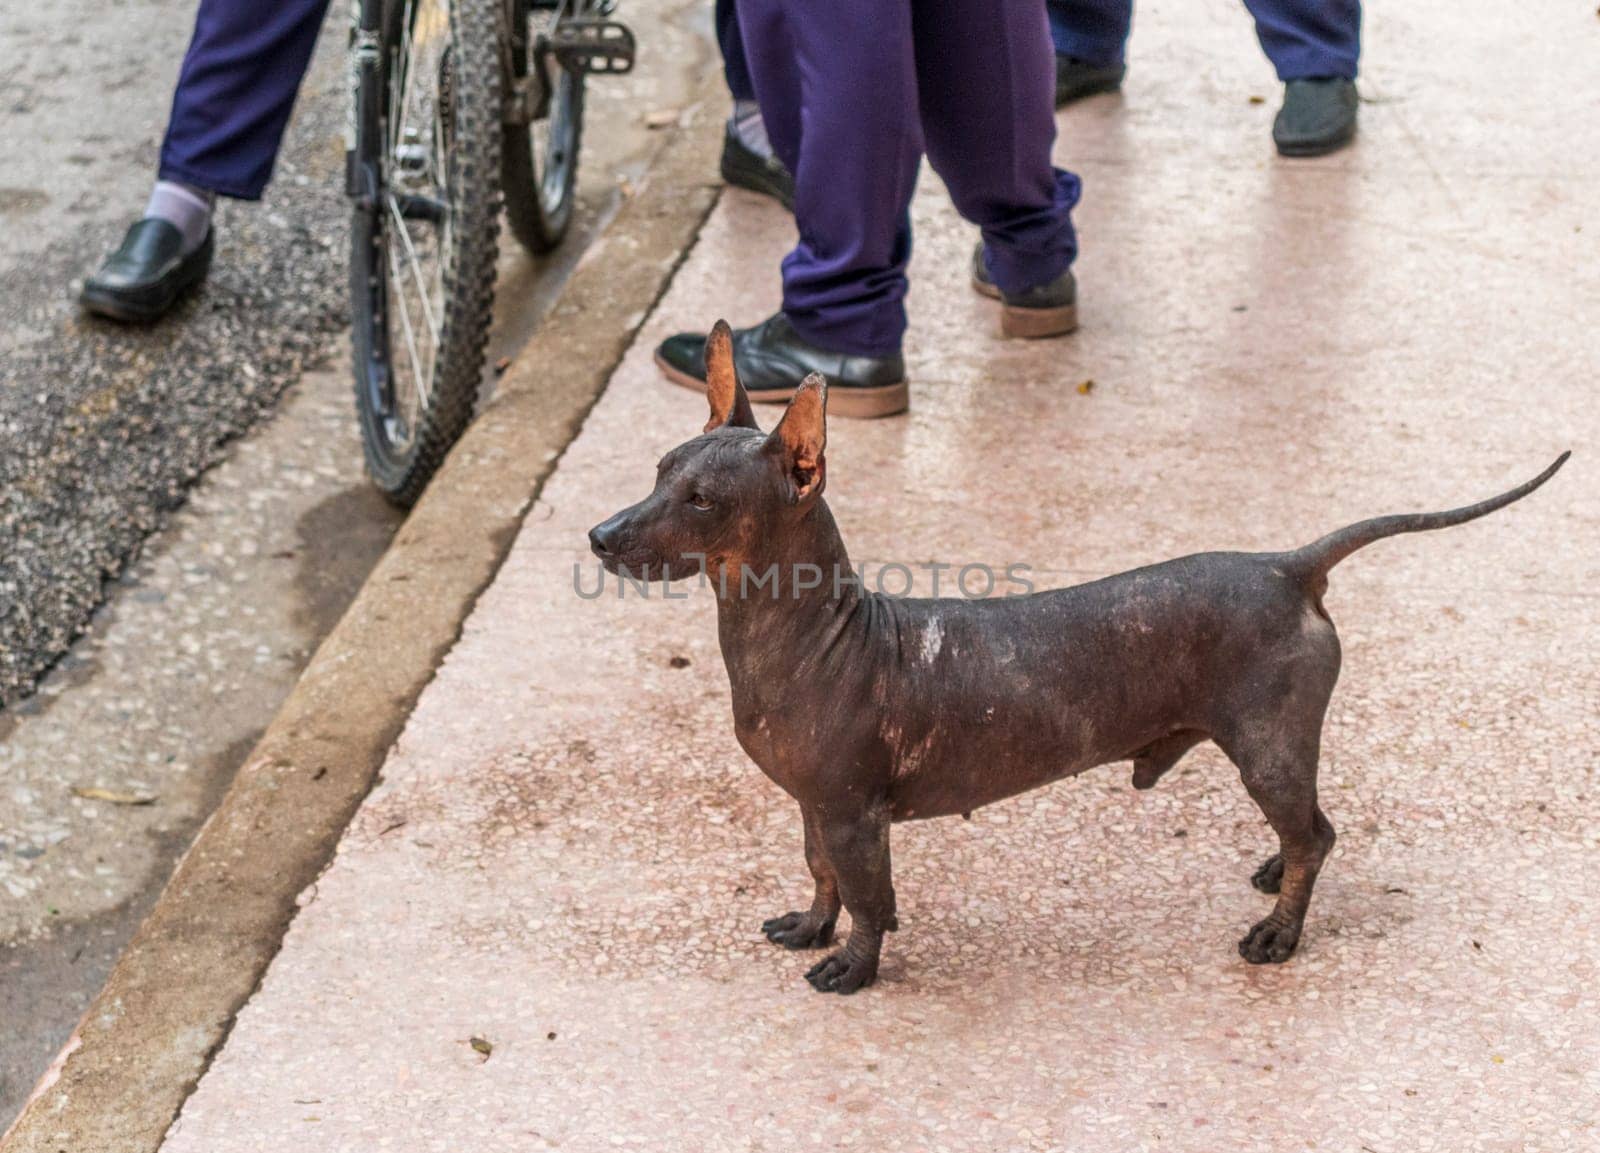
[1047,0,1131,67]
[1246,0,1360,157]
[81,0,330,322]
[655,0,915,417]
[717,0,755,101]
[1242,0,1360,80]
[717,0,791,206]
[159,0,333,200]
[915,0,1079,299]
[739,0,921,358]
[1047,0,1131,107]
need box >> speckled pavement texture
[156,2,1596,1150]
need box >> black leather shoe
[80,219,214,323]
[720,125,795,211]
[971,244,1078,339]
[656,312,907,419]
[1054,56,1126,108]
[1273,78,1358,157]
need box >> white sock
[143,181,215,255]
[729,100,774,162]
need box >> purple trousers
[735,0,1080,358]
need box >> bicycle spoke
[387,195,441,346]
[384,221,430,416]
[391,8,413,157]
[379,0,458,445]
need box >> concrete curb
[1,73,724,1153]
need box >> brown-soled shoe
[655,312,908,420]
[970,243,1078,339]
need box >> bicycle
[346,0,634,506]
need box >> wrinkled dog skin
[589,320,1569,994]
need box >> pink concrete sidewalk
[160,1,1596,1149]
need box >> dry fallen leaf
[72,786,156,806]
[644,107,680,129]
[1248,94,1266,105]
[470,1036,494,1060]
[1076,379,1096,396]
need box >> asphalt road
[0,0,714,1126]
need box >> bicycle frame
[347,0,386,212]
[347,0,390,419]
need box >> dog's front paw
[805,949,879,994]
[761,911,836,950]
[1238,915,1302,964]
[1251,854,1284,894]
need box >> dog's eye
[688,493,714,511]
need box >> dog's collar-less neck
[712,498,860,628]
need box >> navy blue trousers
[1048,0,1361,81]
[159,0,331,199]
[734,0,1079,358]
[716,0,755,102]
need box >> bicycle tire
[350,0,503,508]
[502,0,585,254]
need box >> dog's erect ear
[703,320,758,433]
[765,373,827,504]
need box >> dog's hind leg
[1251,852,1286,894]
[1216,650,1339,964]
[1222,732,1337,963]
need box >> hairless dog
[589,320,1569,994]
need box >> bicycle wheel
[502,0,585,254]
[350,0,502,507]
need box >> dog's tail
[1284,452,1570,585]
